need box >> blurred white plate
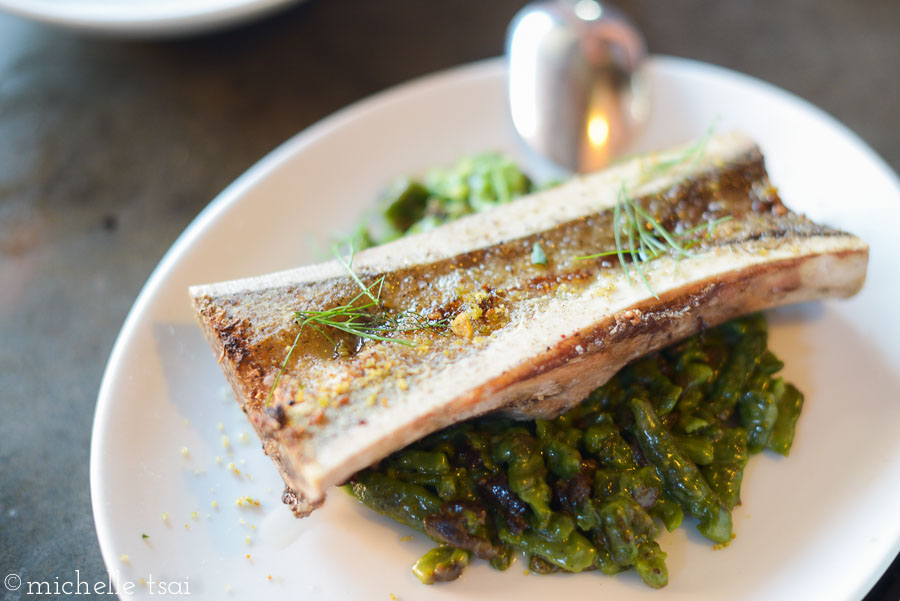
[91,57,900,601]
[0,0,301,36]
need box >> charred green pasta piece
[393,449,451,474]
[671,336,714,390]
[412,547,471,584]
[586,378,627,412]
[390,471,441,498]
[674,434,716,466]
[649,495,684,532]
[593,541,626,576]
[536,417,583,449]
[711,316,768,418]
[477,472,530,534]
[617,467,662,509]
[435,468,478,502]
[489,544,515,571]
[702,427,750,509]
[634,541,668,589]
[544,440,583,480]
[350,471,442,532]
[497,524,598,573]
[570,498,602,533]
[527,554,560,574]
[593,468,620,500]
[492,431,554,527]
[626,357,682,416]
[768,381,804,456]
[679,411,711,434]
[583,414,637,471]
[549,459,602,532]
[739,390,778,453]
[597,491,658,566]
[752,350,785,384]
[532,512,576,542]
[629,398,732,543]
[703,465,745,510]
[423,501,499,560]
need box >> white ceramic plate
[0,0,301,36]
[91,57,900,601]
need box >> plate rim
[90,55,900,600]
[0,0,301,36]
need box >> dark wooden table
[1,0,897,599]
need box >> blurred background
[1,0,897,598]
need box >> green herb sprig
[531,241,547,266]
[295,286,448,347]
[640,122,716,181]
[574,184,731,297]
[265,245,447,405]
[575,126,730,297]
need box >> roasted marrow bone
[190,132,868,515]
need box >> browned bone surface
[189,133,868,515]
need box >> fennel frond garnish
[575,126,730,297]
[265,245,447,405]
